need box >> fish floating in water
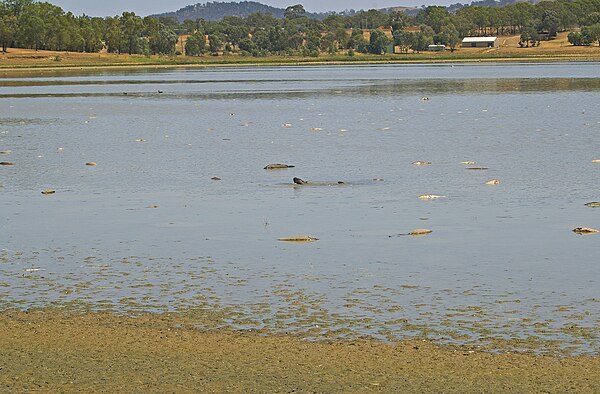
[412,161,432,165]
[418,195,446,199]
[85,162,97,166]
[485,179,500,185]
[0,161,14,166]
[41,189,55,195]
[592,159,600,163]
[278,236,319,242]
[585,202,600,208]
[282,123,292,128]
[466,167,489,170]
[311,127,323,131]
[264,164,295,170]
[389,229,433,237]
[0,150,11,154]
[461,161,476,165]
[420,97,429,101]
[572,227,599,235]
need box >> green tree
[284,4,306,20]
[208,32,223,53]
[185,31,206,56]
[121,12,143,54]
[440,24,460,52]
[368,28,390,54]
[0,13,17,52]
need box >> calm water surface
[1,63,599,354]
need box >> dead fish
[372,178,384,181]
[211,177,221,180]
[135,138,146,142]
[0,161,14,166]
[592,159,600,163]
[486,179,500,185]
[0,150,11,154]
[41,189,55,195]
[85,162,97,166]
[311,127,323,131]
[389,229,433,237]
[572,227,599,235]
[420,97,429,101]
[278,236,319,242]
[418,195,446,199]
[585,202,600,208]
[146,205,159,208]
[293,177,307,185]
[466,167,488,170]
[461,161,476,165]
[264,164,295,170]
[412,161,432,165]
[282,123,292,128]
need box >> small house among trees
[461,37,498,48]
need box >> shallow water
[1,63,599,354]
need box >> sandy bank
[0,310,598,392]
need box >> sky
[49,0,445,17]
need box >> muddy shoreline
[0,309,598,392]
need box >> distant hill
[151,1,328,22]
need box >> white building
[461,37,498,48]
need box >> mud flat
[0,310,598,392]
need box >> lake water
[1,63,599,354]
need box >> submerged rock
[264,164,295,170]
[278,236,319,242]
[584,202,600,208]
[572,227,599,235]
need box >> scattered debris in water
[486,179,500,185]
[412,161,432,165]
[584,202,600,208]
[418,195,446,199]
[41,189,55,195]
[264,164,295,170]
[572,227,599,235]
[278,236,319,242]
[24,268,45,273]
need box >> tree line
[1,0,600,57]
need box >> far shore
[1,33,600,75]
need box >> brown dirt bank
[0,310,598,392]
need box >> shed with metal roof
[461,37,498,48]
